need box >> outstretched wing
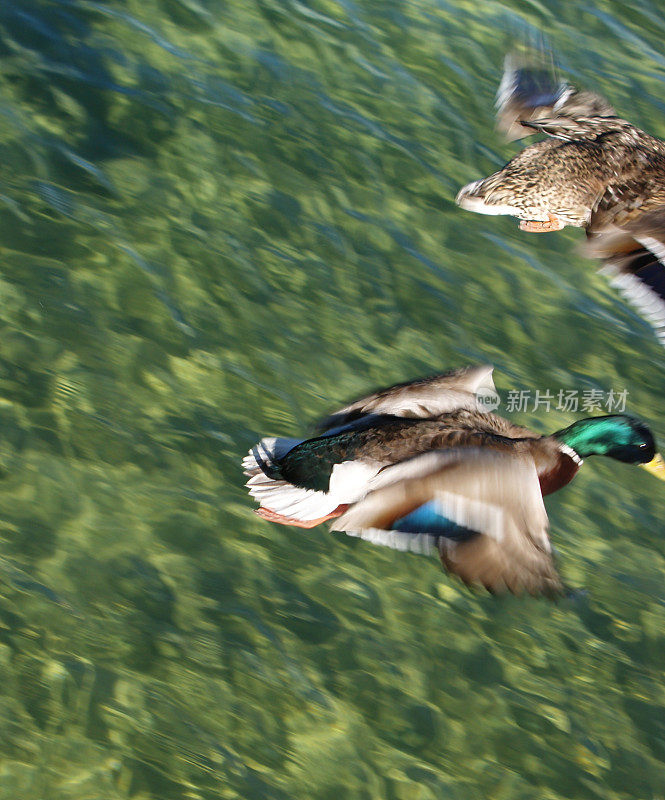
[496,53,614,141]
[332,449,563,597]
[586,204,665,343]
[313,365,495,434]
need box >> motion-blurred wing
[332,449,562,597]
[586,205,665,343]
[496,54,614,141]
[314,365,495,434]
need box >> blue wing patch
[392,500,477,541]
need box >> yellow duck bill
[641,453,665,480]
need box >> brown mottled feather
[313,365,495,433]
[496,53,614,141]
[457,54,665,343]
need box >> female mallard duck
[455,55,665,342]
[243,366,665,596]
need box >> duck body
[245,365,501,527]
[457,118,665,232]
[456,54,665,343]
[243,367,662,596]
[274,408,580,498]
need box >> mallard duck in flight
[456,55,665,343]
[243,366,665,597]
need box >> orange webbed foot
[519,213,565,233]
[255,505,349,528]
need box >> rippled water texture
[1,1,665,797]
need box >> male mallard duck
[243,366,665,596]
[455,55,665,342]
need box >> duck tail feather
[242,436,302,478]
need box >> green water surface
[1,1,665,798]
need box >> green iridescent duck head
[554,415,665,477]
